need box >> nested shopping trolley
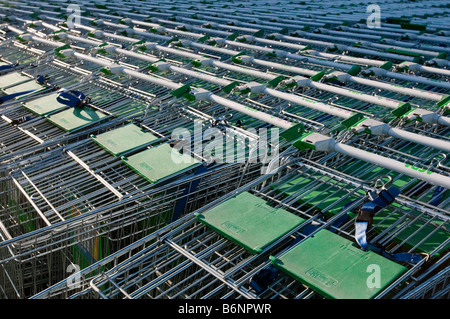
[0,17,306,299]
[55,17,450,157]
[0,96,279,298]
[0,32,148,165]
[31,120,449,299]
[0,35,298,297]
[0,28,231,167]
[7,1,450,122]
[0,0,449,300]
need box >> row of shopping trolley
[0,0,448,299]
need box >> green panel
[222,81,240,94]
[47,107,107,132]
[280,123,305,142]
[400,22,427,31]
[22,92,67,115]
[171,84,191,98]
[195,192,305,254]
[437,94,450,108]
[122,143,200,183]
[91,124,158,156]
[347,65,361,76]
[392,102,412,118]
[3,80,44,96]
[386,17,410,24]
[380,61,393,70]
[270,230,408,299]
[0,72,31,89]
[341,114,365,129]
[310,71,326,82]
[267,75,285,88]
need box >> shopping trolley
[0,0,448,301]
[0,30,298,299]
[0,99,273,298]
[31,124,449,299]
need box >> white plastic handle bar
[334,142,450,189]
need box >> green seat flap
[121,143,200,183]
[23,92,67,115]
[92,124,158,156]
[270,229,408,299]
[0,72,32,89]
[195,192,306,254]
